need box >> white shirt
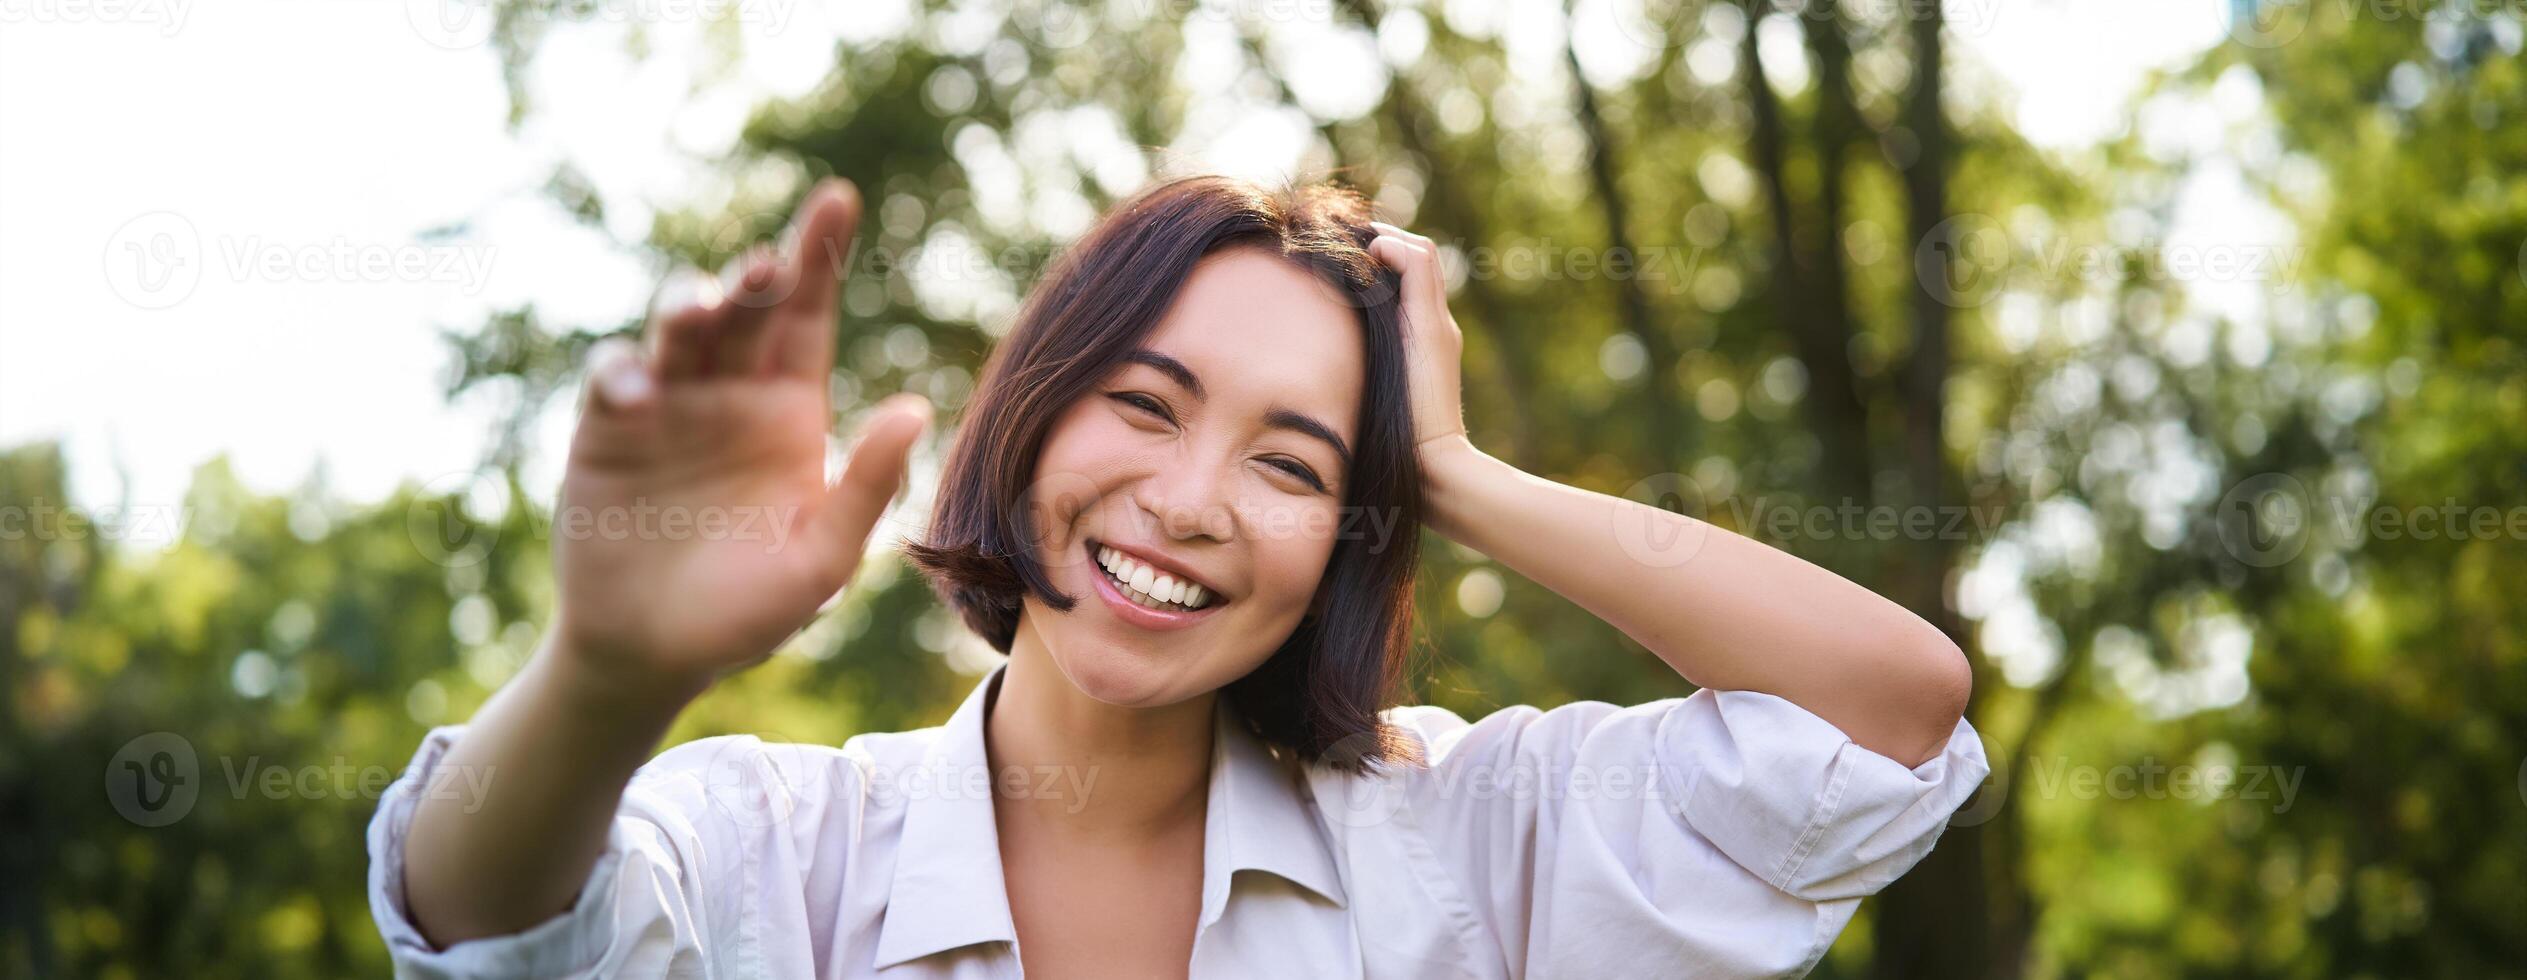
[367,661,1988,978]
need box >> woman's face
[1015,246,1366,709]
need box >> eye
[1263,456,1328,493]
[1107,392,1172,423]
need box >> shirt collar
[871,661,1348,970]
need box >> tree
[9,0,2521,975]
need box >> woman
[368,174,1987,978]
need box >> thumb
[812,393,932,588]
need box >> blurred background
[3,0,2523,976]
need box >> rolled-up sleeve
[365,726,831,979]
[1386,690,1988,978]
[1671,689,1987,901]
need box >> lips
[1084,538,1228,632]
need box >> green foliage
[6,0,2521,975]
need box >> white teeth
[1093,543,1214,611]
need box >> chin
[1049,638,1187,708]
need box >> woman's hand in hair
[555,177,931,697]
[1371,226,1969,767]
[1367,221,1468,462]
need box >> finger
[810,392,933,589]
[1374,233,1447,318]
[707,247,781,376]
[768,178,863,380]
[1370,221,1439,253]
[1369,236,1430,301]
[1371,223,1446,301]
[1366,235,1412,311]
[582,335,656,415]
[647,268,722,380]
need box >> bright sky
[1,0,2245,541]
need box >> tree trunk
[1561,0,1687,472]
[1871,2,1999,977]
[1739,0,1873,505]
[1796,2,1874,501]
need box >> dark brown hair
[901,174,1425,773]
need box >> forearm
[399,630,706,947]
[1418,437,1969,766]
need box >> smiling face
[1013,246,1367,709]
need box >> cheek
[1026,406,1133,537]
[1242,503,1345,614]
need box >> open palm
[556,178,930,685]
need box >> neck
[986,620,1216,842]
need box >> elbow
[1926,636,1973,726]
[1824,624,1974,768]
[1897,631,1972,765]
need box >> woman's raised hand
[1366,221,1468,460]
[554,177,931,694]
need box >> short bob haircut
[902,174,1426,774]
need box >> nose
[1131,450,1241,544]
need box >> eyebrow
[1124,348,1353,471]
